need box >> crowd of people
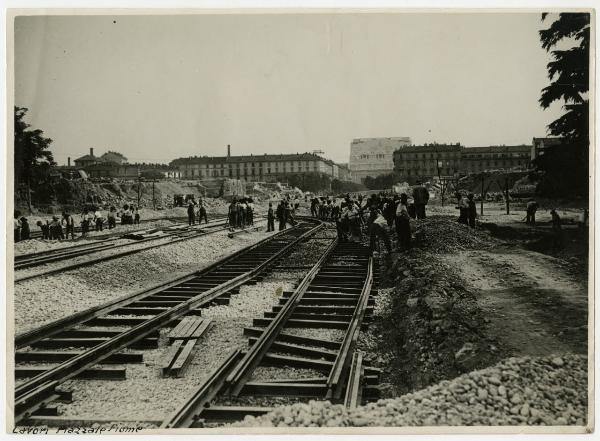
[13,204,142,242]
[227,197,256,231]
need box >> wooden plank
[168,317,195,339]
[189,318,212,339]
[168,340,197,377]
[160,340,184,376]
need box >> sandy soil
[441,246,588,357]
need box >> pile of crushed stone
[234,354,587,427]
[413,216,499,253]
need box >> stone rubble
[234,354,587,427]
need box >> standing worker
[63,212,76,239]
[187,202,196,226]
[467,193,477,228]
[395,194,411,251]
[94,209,104,231]
[526,199,539,226]
[247,198,254,226]
[276,201,286,231]
[456,193,469,225]
[198,200,208,224]
[20,217,31,241]
[228,198,238,231]
[133,206,140,225]
[412,181,430,219]
[81,211,91,237]
[267,202,275,232]
[107,207,117,229]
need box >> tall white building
[349,137,412,182]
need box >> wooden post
[137,175,141,208]
[505,177,510,215]
[480,174,484,216]
[152,179,156,210]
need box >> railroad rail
[14,220,323,424]
[14,217,229,271]
[162,237,380,428]
[13,217,251,283]
[27,215,190,240]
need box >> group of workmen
[187,200,209,226]
[13,204,141,242]
[227,197,256,231]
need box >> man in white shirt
[369,210,392,256]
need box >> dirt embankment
[361,216,588,398]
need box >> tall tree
[536,13,590,197]
[14,107,56,208]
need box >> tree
[536,13,590,197]
[14,107,56,208]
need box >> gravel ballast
[235,354,588,427]
[14,225,273,333]
[46,230,335,422]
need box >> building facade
[461,146,530,174]
[393,143,531,183]
[349,137,412,182]
[170,150,340,183]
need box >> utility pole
[505,176,510,215]
[480,173,485,216]
[137,168,141,208]
[152,178,156,210]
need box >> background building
[393,143,531,184]
[461,145,530,174]
[73,148,103,168]
[394,144,462,181]
[349,137,411,183]
[170,146,341,183]
[101,151,128,165]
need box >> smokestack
[68,157,71,167]
[90,147,94,157]
[227,144,231,158]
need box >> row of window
[396,152,529,160]
[397,161,527,176]
[358,153,386,160]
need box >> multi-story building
[393,144,462,181]
[170,146,340,183]
[349,137,411,182]
[393,143,531,183]
[461,146,531,174]
[531,137,563,161]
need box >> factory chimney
[90,147,94,157]
[227,144,231,158]
[68,157,71,167]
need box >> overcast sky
[14,13,563,165]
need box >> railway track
[161,237,381,428]
[13,217,239,283]
[13,220,324,426]
[27,215,190,240]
